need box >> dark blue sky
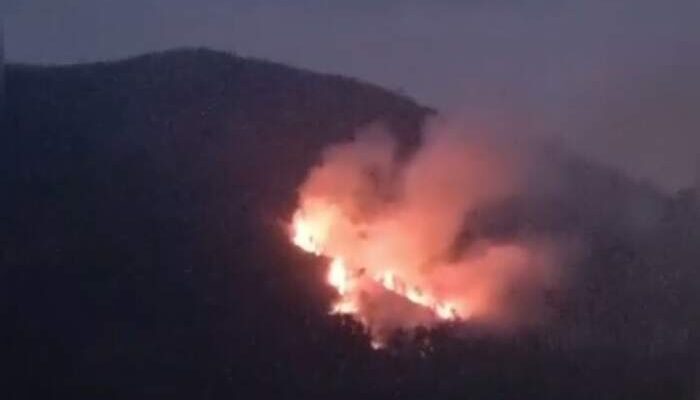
[4,0,700,190]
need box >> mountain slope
[1,48,699,399]
[1,48,430,398]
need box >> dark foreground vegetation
[1,49,699,399]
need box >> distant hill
[2,48,699,399]
[2,48,428,212]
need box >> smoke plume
[291,117,572,343]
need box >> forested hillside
[2,48,699,399]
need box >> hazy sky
[3,0,700,191]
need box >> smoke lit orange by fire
[289,120,561,344]
[293,209,462,321]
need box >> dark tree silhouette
[1,48,698,399]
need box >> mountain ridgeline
[2,49,699,399]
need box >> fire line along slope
[2,48,699,399]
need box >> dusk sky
[4,0,700,191]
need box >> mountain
[2,48,699,399]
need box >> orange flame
[290,207,467,326]
[328,258,350,295]
[287,126,562,346]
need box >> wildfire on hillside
[288,121,561,345]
